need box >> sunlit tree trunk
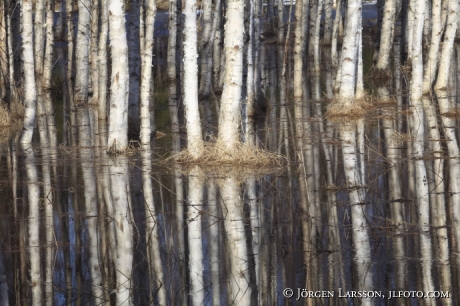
[183,0,204,158]
[107,0,129,152]
[139,0,156,144]
[293,0,305,153]
[376,0,397,70]
[422,0,442,94]
[218,0,245,150]
[98,0,109,120]
[20,0,37,144]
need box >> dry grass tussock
[326,94,375,122]
[163,141,287,168]
[368,67,392,83]
[0,103,10,127]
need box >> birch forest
[2,0,460,304]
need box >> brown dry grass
[0,103,11,127]
[326,94,375,122]
[162,140,287,167]
[370,67,392,81]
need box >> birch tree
[139,0,157,144]
[19,0,37,144]
[183,0,204,158]
[217,0,245,150]
[107,0,130,153]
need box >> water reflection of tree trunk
[109,155,134,305]
[23,144,41,304]
[219,174,251,305]
[140,145,166,304]
[79,108,104,304]
[186,166,204,305]
[207,180,221,305]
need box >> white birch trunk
[293,0,305,152]
[338,0,361,98]
[90,0,100,105]
[74,0,91,104]
[183,0,204,158]
[20,0,37,144]
[139,0,156,144]
[422,0,442,94]
[98,0,109,120]
[107,0,130,153]
[217,0,245,150]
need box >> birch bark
[139,0,156,144]
[20,0,37,144]
[217,0,245,150]
[183,0,204,158]
[107,0,130,152]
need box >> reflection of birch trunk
[23,144,41,304]
[246,176,260,303]
[409,0,435,298]
[207,180,221,304]
[187,166,204,305]
[0,252,8,304]
[79,108,104,305]
[219,175,251,305]
[109,156,134,305]
[140,145,166,304]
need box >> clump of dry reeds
[369,67,392,83]
[164,140,287,167]
[9,100,25,124]
[326,94,375,122]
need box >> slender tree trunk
[183,0,204,158]
[98,0,109,120]
[107,0,130,152]
[217,0,245,150]
[20,0,37,144]
[139,0,157,144]
[74,0,91,104]
[128,0,141,135]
